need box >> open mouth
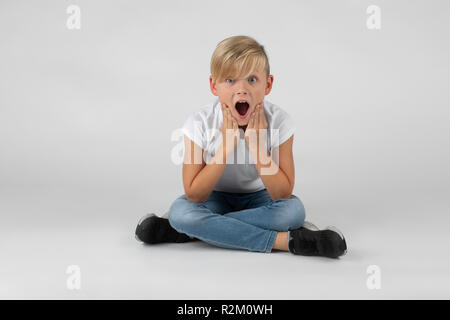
[235,101,250,119]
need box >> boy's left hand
[244,102,268,151]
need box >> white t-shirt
[181,97,296,193]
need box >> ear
[265,75,274,95]
[209,75,218,96]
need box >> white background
[1,0,449,298]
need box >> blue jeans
[168,189,306,253]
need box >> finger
[256,105,261,129]
[221,104,226,125]
[221,103,225,122]
[221,104,225,129]
[228,108,234,126]
[259,104,264,127]
[223,105,227,127]
[255,105,259,128]
[261,105,267,127]
[249,111,255,129]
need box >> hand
[244,102,268,151]
[220,102,240,159]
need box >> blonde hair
[210,35,270,82]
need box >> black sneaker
[135,213,193,244]
[288,224,347,258]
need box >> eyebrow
[229,74,258,80]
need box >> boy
[135,35,347,258]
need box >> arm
[182,135,228,203]
[244,103,295,200]
[183,102,239,202]
[248,135,295,200]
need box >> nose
[235,79,249,96]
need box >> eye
[248,77,257,83]
[225,78,233,83]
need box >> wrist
[246,131,268,151]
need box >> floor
[2,203,449,299]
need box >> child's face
[210,68,274,127]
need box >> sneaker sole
[161,211,170,219]
[302,221,319,231]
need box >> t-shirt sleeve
[270,109,296,149]
[181,112,206,150]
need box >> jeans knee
[168,197,188,231]
[291,196,306,228]
[168,196,199,233]
[273,195,305,231]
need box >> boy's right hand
[220,103,240,159]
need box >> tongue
[235,102,249,115]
